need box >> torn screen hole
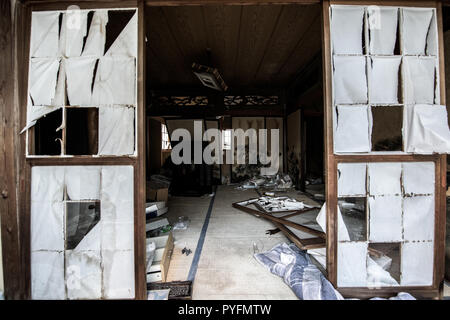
[105,10,135,54]
[33,108,63,155]
[371,105,403,152]
[66,108,99,155]
[338,197,367,241]
[65,200,101,250]
[367,242,400,286]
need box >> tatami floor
[163,185,319,300]
[160,185,450,300]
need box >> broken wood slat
[232,201,325,239]
[275,206,319,219]
[272,222,326,250]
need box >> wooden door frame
[322,0,447,299]
[3,0,447,300]
[7,0,147,300]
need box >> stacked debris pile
[236,174,293,191]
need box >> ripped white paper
[30,12,60,58]
[333,56,368,105]
[316,202,350,242]
[403,196,434,242]
[102,250,135,299]
[404,104,450,153]
[331,5,365,54]
[91,57,136,106]
[21,106,62,133]
[401,8,434,55]
[29,58,60,106]
[59,11,88,58]
[82,11,108,57]
[337,242,367,287]
[337,163,367,197]
[368,7,398,55]
[402,162,435,195]
[368,195,402,242]
[334,105,370,153]
[98,105,135,155]
[401,242,433,286]
[403,57,437,105]
[368,162,402,196]
[369,57,401,104]
[65,57,97,106]
[31,166,65,202]
[367,256,399,287]
[105,12,137,57]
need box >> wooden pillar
[0,0,24,299]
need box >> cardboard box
[147,185,168,202]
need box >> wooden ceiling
[145,4,322,90]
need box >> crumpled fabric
[255,242,416,300]
[254,242,344,300]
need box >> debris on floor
[255,196,310,213]
[147,281,192,300]
[147,289,170,300]
[254,242,344,300]
[146,217,172,237]
[146,232,174,283]
[182,247,192,256]
[236,174,293,191]
[173,216,190,230]
[146,201,168,218]
[255,242,416,300]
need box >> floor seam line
[187,186,217,283]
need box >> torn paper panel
[403,56,437,105]
[338,198,366,241]
[368,196,402,242]
[98,105,135,155]
[53,58,66,107]
[402,162,435,195]
[401,242,434,286]
[31,251,65,300]
[82,11,108,57]
[369,57,401,104]
[59,11,88,58]
[334,105,370,153]
[65,250,102,300]
[426,11,438,56]
[72,223,101,252]
[401,8,434,55]
[91,57,136,106]
[316,202,350,241]
[31,201,64,251]
[368,7,398,55]
[337,242,367,287]
[367,256,399,287]
[30,11,59,58]
[330,5,364,54]
[403,196,434,242]
[404,104,450,153]
[31,166,65,202]
[21,106,62,134]
[337,163,366,197]
[105,11,137,57]
[65,166,101,200]
[102,250,135,299]
[65,57,97,106]
[29,58,60,106]
[368,162,402,196]
[333,56,368,105]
